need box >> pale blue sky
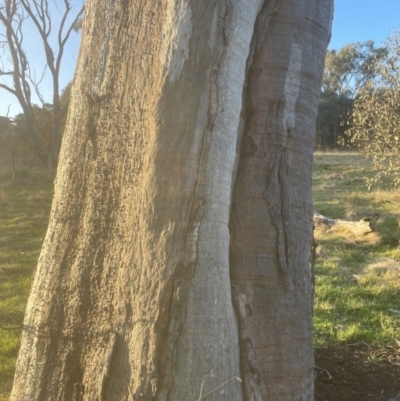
[1,1,400,116]
[329,0,400,50]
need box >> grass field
[0,180,53,399]
[0,152,399,398]
[313,151,400,346]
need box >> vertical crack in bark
[98,331,118,400]
[253,0,284,48]
[264,148,294,289]
[155,200,206,401]
[230,0,284,200]
[229,2,291,400]
[231,285,266,401]
[310,227,317,313]
[82,92,102,161]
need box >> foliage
[317,93,353,148]
[0,84,72,176]
[347,33,400,188]
[323,41,386,97]
[0,116,32,179]
[317,41,386,148]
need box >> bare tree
[0,0,84,174]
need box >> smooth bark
[11,1,333,400]
[230,2,333,399]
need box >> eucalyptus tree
[348,33,400,188]
[11,1,333,400]
[317,41,386,147]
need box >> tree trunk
[230,1,333,398]
[11,146,16,182]
[11,1,333,401]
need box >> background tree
[316,41,386,148]
[0,115,13,176]
[10,1,333,400]
[0,84,72,178]
[0,114,32,180]
[348,32,400,188]
[323,41,386,97]
[0,115,11,139]
[0,0,83,173]
[317,93,352,148]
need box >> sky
[329,0,400,50]
[1,1,400,116]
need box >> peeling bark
[11,1,333,400]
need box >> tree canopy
[347,33,400,187]
[317,41,386,148]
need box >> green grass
[313,151,400,346]
[0,180,53,398]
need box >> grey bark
[11,1,333,400]
[230,2,333,399]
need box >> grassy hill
[0,152,399,398]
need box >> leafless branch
[0,0,83,170]
[0,67,13,75]
[56,3,84,74]
[0,82,15,97]
[27,63,47,106]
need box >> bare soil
[314,343,400,401]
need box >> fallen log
[313,211,373,236]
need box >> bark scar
[310,226,317,313]
[155,199,205,401]
[182,198,205,267]
[82,92,101,160]
[264,148,294,289]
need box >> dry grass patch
[315,224,382,246]
[357,258,400,289]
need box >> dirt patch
[315,343,400,401]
